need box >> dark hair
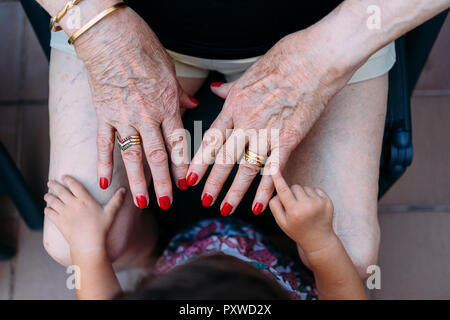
[116,253,291,300]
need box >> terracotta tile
[0,2,24,102]
[12,220,76,299]
[416,16,450,91]
[371,211,450,299]
[22,15,49,101]
[380,96,450,206]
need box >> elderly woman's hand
[74,7,197,209]
[187,26,358,215]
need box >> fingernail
[159,196,171,210]
[188,95,199,105]
[202,193,213,207]
[136,195,148,209]
[99,177,109,190]
[178,179,188,190]
[253,202,264,215]
[221,202,233,216]
[211,82,224,87]
[187,172,198,186]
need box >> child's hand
[44,175,126,255]
[269,168,337,257]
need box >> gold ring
[117,134,141,151]
[244,149,265,167]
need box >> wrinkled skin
[74,8,197,208]
[187,30,356,215]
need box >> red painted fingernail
[187,172,198,186]
[253,202,264,215]
[178,179,188,190]
[159,196,171,210]
[211,82,224,87]
[99,177,109,190]
[202,193,213,207]
[188,95,199,105]
[136,195,148,209]
[221,202,233,216]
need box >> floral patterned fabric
[153,218,318,300]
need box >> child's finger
[291,184,307,200]
[303,186,316,198]
[314,187,327,198]
[48,180,75,204]
[271,168,296,209]
[44,193,65,213]
[62,175,94,200]
[44,206,60,225]
[104,187,127,219]
[269,195,287,229]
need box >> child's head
[117,253,290,299]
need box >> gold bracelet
[49,0,83,32]
[68,2,127,45]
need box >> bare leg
[283,74,388,278]
[43,49,205,268]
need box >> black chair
[379,10,448,197]
[0,142,43,261]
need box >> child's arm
[269,169,367,300]
[44,175,126,299]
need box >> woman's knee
[42,182,137,266]
[45,156,138,266]
[43,218,72,267]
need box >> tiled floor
[0,1,449,299]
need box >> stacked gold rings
[117,134,141,151]
[244,149,265,167]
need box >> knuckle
[281,128,301,149]
[205,176,223,191]
[122,147,142,163]
[161,89,179,113]
[147,148,168,165]
[203,129,224,149]
[260,182,274,197]
[278,186,290,195]
[97,135,114,152]
[217,149,235,165]
[239,163,260,178]
[166,129,185,149]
